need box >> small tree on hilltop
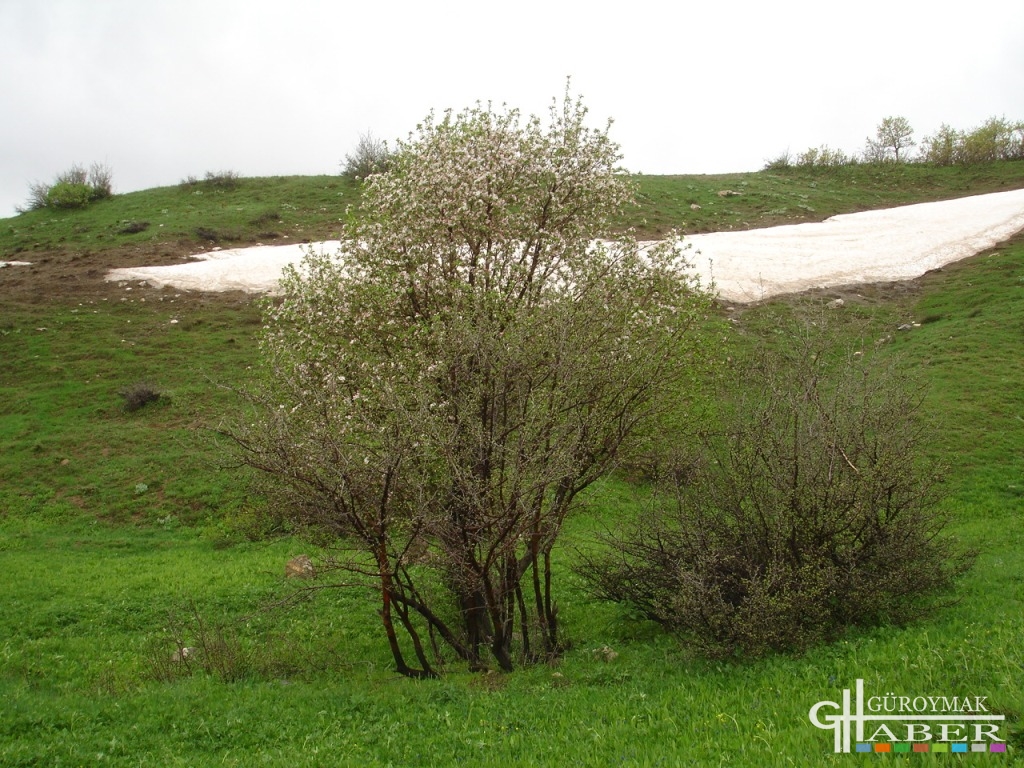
[865,116,915,163]
[229,89,712,677]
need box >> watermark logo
[809,679,1007,754]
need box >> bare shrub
[204,170,241,190]
[120,382,161,412]
[578,321,974,659]
[763,149,792,171]
[145,602,348,685]
[21,181,51,212]
[145,604,254,683]
[86,162,113,199]
[118,220,150,235]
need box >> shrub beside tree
[578,322,974,659]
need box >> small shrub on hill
[179,170,242,192]
[763,149,792,170]
[203,170,241,189]
[797,145,854,168]
[579,320,974,659]
[341,130,392,181]
[120,382,161,412]
[21,162,113,211]
[46,181,94,209]
[118,220,150,235]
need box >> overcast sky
[2,0,1022,218]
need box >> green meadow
[1,163,1023,766]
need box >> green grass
[1,174,362,256]
[1,165,1023,765]
[624,160,1024,236]
[3,161,1023,254]
[0,298,261,524]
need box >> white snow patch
[104,190,1024,303]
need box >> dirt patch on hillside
[0,240,284,310]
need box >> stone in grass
[171,646,197,663]
[285,554,315,579]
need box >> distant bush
[145,602,338,684]
[920,117,1023,166]
[579,321,974,659]
[120,382,161,412]
[118,220,150,235]
[341,131,392,181]
[179,170,242,192]
[204,170,241,189]
[46,181,94,209]
[21,163,113,211]
[796,145,854,168]
[960,117,1023,164]
[918,124,963,166]
[763,149,792,171]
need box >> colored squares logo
[853,742,1007,754]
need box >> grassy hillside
[1,163,1023,766]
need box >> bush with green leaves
[22,162,113,211]
[579,322,973,659]
[46,181,94,209]
[796,145,854,168]
[919,116,1023,166]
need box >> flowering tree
[230,90,711,676]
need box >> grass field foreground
[1,164,1023,765]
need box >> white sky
[2,0,1022,218]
